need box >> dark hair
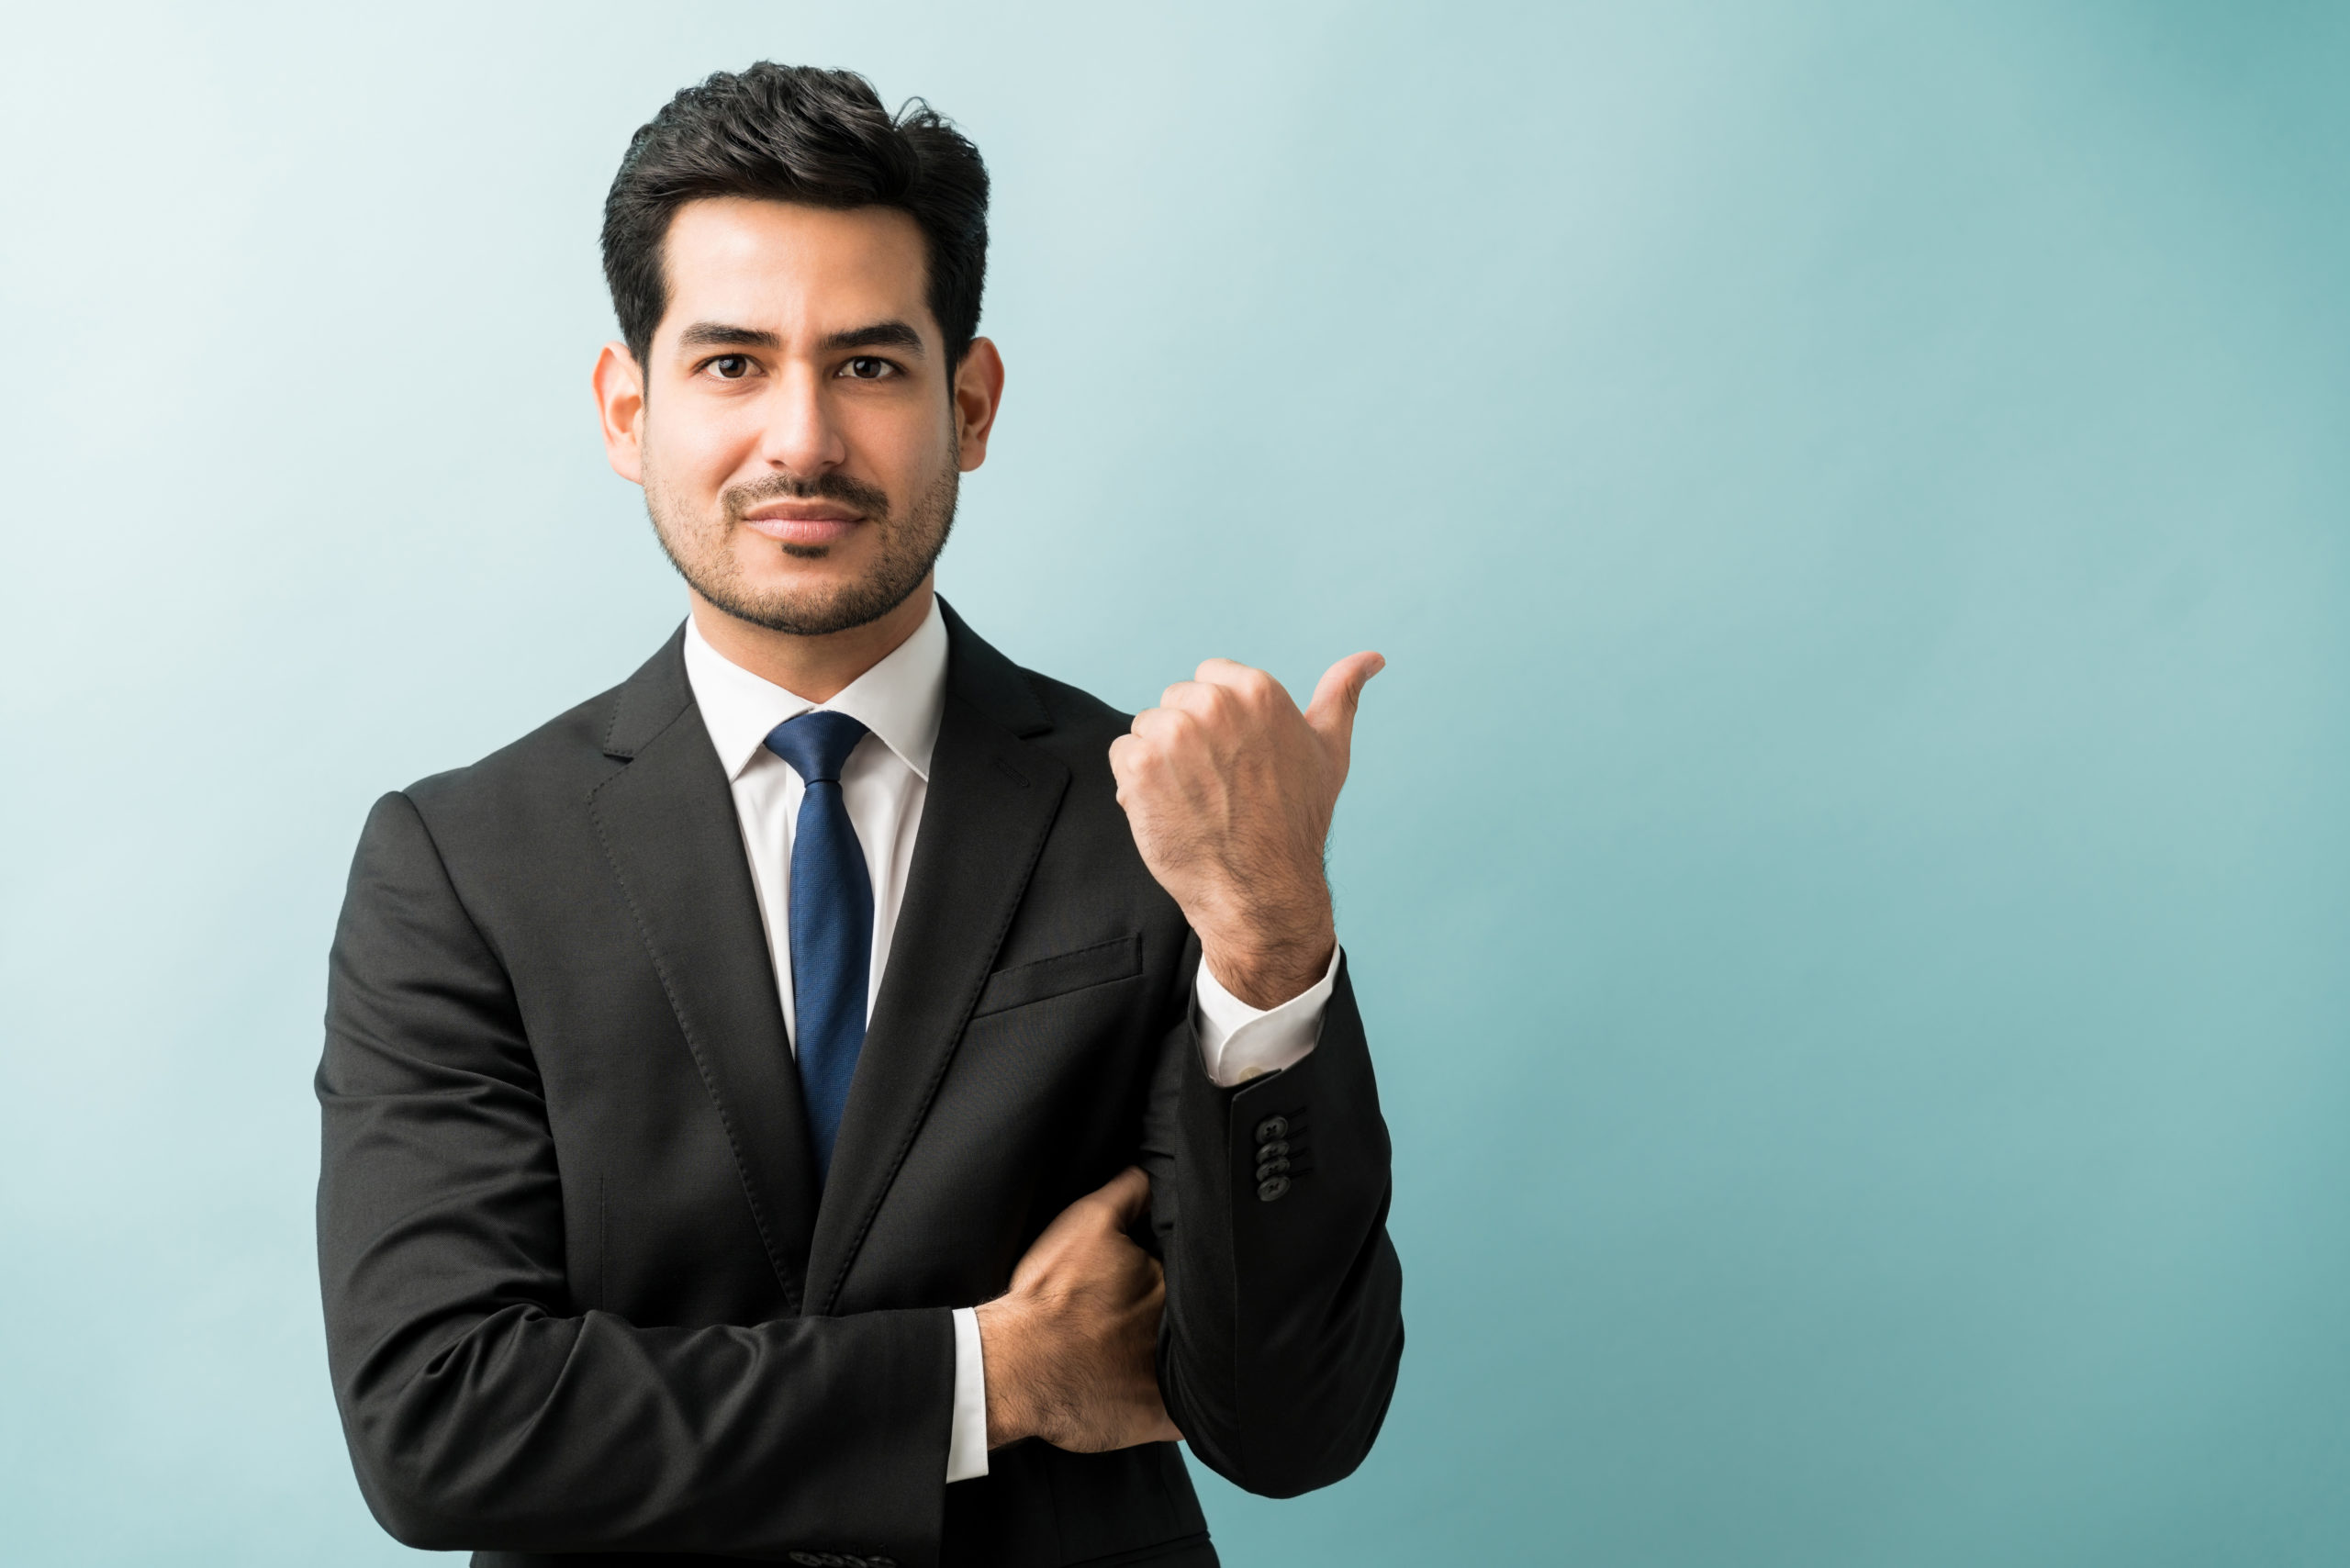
[602,63,990,370]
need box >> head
[594,64,1002,639]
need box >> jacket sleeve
[1141,938,1405,1496]
[317,790,953,1564]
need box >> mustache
[722,470,891,521]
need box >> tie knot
[764,711,870,785]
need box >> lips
[742,508,863,547]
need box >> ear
[953,336,1006,472]
[593,342,646,485]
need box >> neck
[687,578,935,703]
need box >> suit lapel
[588,628,820,1312]
[805,608,1069,1313]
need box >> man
[317,63,1402,1568]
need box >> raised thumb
[1305,651,1386,745]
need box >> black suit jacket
[316,604,1404,1568]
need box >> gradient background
[5,3,2348,1563]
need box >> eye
[711,354,754,379]
[840,355,899,380]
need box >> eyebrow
[676,321,782,350]
[820,320,925,355]
[673,319,927,356]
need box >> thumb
[1304,651,1386,747]
[1091,1165,1154,1229]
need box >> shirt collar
[682,596,947,784]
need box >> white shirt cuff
[946,1305,989,1483]
[1192,944,1340,1087]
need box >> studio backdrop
[3,3,2346,1563]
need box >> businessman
[318,63,1403,1568]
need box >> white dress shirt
[681,599,1339,1484]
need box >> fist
[1108,652,1383,1008]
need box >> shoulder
[401,686,623,814]
[394,626,689,828]
[938,599,1131,774]
[983,664,1134,803]
[1022,667,1130,748]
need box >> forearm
[329,1297,954,1556]
[317,1080,956,1557]
[318,1047,957,1560]
[1146,954,1405,1495]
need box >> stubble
[644,453,958,637]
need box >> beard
[643,450,958,637]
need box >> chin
[742,565,864,604]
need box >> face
[594,197,1003,636]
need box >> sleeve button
[1254,1114,1289,1142]
[1258,1174,1292,1202]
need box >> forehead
[656,197,932,343]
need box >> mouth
[740,503,866,548]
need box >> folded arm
[318,791,951,1562]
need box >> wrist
[1199,920,1336,1011]
[975,1297,1037,1449]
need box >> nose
[757,359,848,477]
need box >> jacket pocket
[972,932,1144,1018]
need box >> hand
[1109,652,1384,1008]
[976,1167,1182,1452]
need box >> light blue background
[4,3,2347,1562]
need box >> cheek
[646,402,764,509]
[843,398,956,497]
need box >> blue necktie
[764,711,874,1184]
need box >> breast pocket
[971,932,1144,1018]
